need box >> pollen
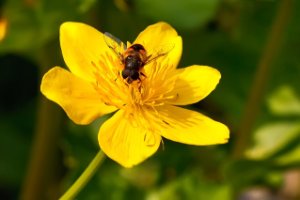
[92,52,178,114]
[92,53,128,109]
[142,60,178,106]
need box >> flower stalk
[59,150,106,200]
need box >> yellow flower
[41,22,229,168]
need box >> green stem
[59,150,106,200]
[232,0,293,159]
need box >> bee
[104,32,173,84]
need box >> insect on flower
[104,32,174,84]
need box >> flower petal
[155,105,229,145]
[41,67,117,125]
[99,110,161,168]
[166,65,221,105]
[134,22,182,70]
[60,22,108,81]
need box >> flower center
[92,53,177,112]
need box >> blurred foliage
[134,0,221,30]
[246,86,300,165]
[1,0,300,199]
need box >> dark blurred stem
[232,0,293,159]
[20,45,64,200]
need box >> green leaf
[134,0,220,30]
[246,122,300,160]
[147,172,231,200]
[0,0,95,53]
[267,86,300,116]
[274,144,300,166]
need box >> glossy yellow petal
[99,110,161,168]
[60,22,109,82]
[156,105,229,145]
[0,17,7,41]
[134,22,182,70]
[41,67,117,125]
[166,65,221,105]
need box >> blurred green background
[1,0,300,199]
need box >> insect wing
[104,32,126,60]
[145,43,175,64]
[104,32,126,49]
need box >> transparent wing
[104,32,126,50]
[104,32,127,60]
[145,43,175,65]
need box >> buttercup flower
[41,22,229,168]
